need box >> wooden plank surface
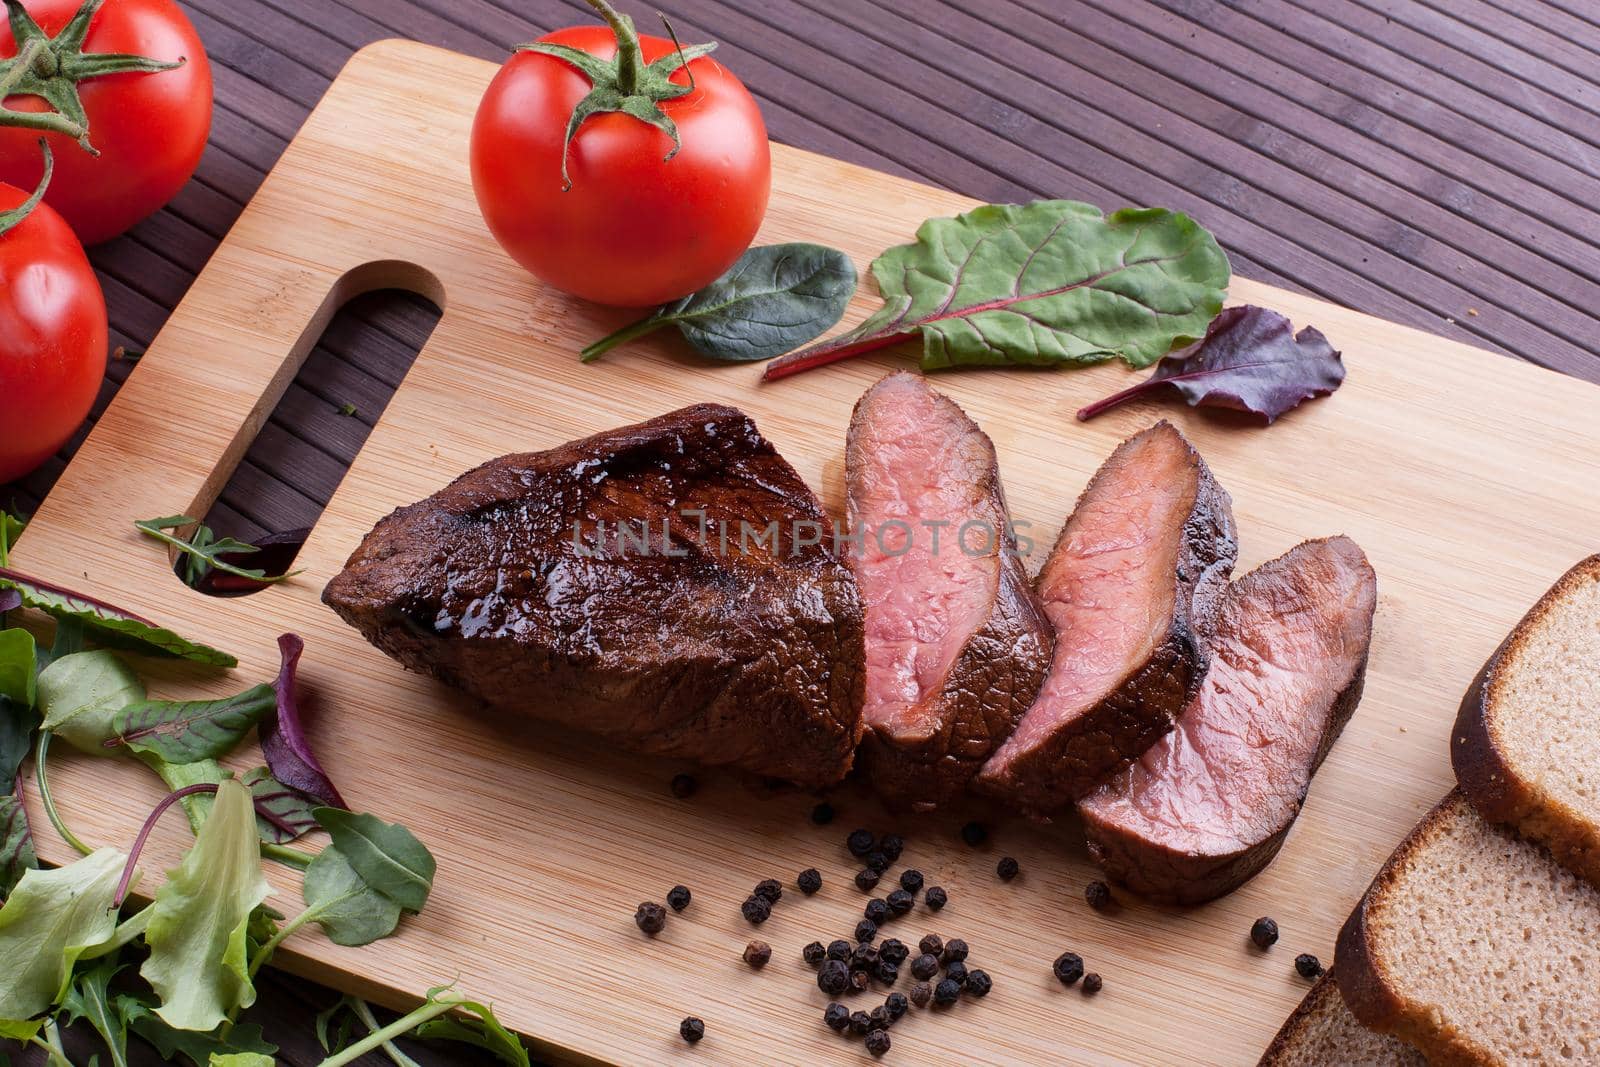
[10,37,1600,1067]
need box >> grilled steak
[322,404,865,789]
[1079,536,1377,903]
[975,421,1236,814]
[845,373,1053,811]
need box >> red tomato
[0,179,107,483]
[0,0,212,246]
[471,25,771,308]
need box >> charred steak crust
[847,374,1053,812]
[322,404,865,790]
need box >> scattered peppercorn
[900,869,925,894]
[1082,972,1103,995]
[856,918,879,943]
[909,981,932,1008]
[996,856,1020,881]
[885,991,909,1019]
[753,878,783,904]
[740,895,771,925]
[670,774,697,799]
[1295,953,1325,980]
[960,820,988,847]
[885,889,914,916]
[634,902,666,936]
[934,977,962,1006]
[850,968,870,993]
[1251,917,1280,950]
[918,933,943,957]
[879,938,909,965]
[812,801,835,825]
[1053,951,1085,986]
[743,940,772,969]
[1085,880,1114,911]
[803,941,826,967]
[942,937,969,964]
[911,953,940,980]
[873,960,900,985]
[666,885,691,912]
[864,898,890,925]
[925,886,948,911]
[849,1011,873,1036]
[855,868,881,892]
[847,828,876,856]
[879,833,904,863]
[797,868,823,895]
[945,960,969,987]
[865,1029,891,1057]
[967,968,993,997]
[827,939,852,962]
[818,960,851,995]
[679,1016,704,1043]
[824,1002,850,1031]
[868,1005,891,1031]
[865,850,890,874]
[851,943,878,970]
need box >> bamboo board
[14,38,1600,1066]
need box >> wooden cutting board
[14,38,1600,1066]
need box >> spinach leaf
[581,244,857,363]
[261,634,345,810]
[141,779,270,1031]
[58,960,129,1067]
[108,684,277,764]
[133,517,300,587]
[299,846,401,947]
[313,808,435,913]
[764,200,1230,379]
[0,848,127,1021]
[37,651,146,757]
[0,568,237,667]
[0,628,35,708]
[0,793,36,899]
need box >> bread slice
[1258,973,1424,1066]
[1337,790,1600,1064]
[1453,554,1600,888]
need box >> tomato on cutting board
[471,0,771,308]
[0,149,107,484]
[0,0,212,246]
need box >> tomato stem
[584,0,644,93]
[0,139,52,238]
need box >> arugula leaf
[108,685,276,764]
[0,511,23,568]
[0,1018,41,1042]
[313,809,435,914]
[300,846,401,947]
[0,793,36,899]
[260,634,345,809]
[141,779,270,1031]
[0,568,237,667]
[0,848,126,1020]
[134,517,300,586]
[764,199,1230,379]
[314,996,358,1055]
[37,651,146,756]
[581,243,858,363]
[413,989,529,1067]
[208,1054,275,1066]
[58,960,129,1067]
[0,628,36,707]
[120,997,276,1067]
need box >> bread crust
[1452,555,1600,889]
[1258,973,1424,1066]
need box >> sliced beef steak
[846,373,1052,811]
[974,421,1236,814]
[322,404,864,789]
[1079,536,1377,904]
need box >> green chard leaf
[581,244,858,363]
[313,809,436,913]
[120,996,276,1067]
[0,569,237,667]
[300,846,401,947]
[141,779,270,1032]
[59,960,130,1067]
[38,651,146,757]
[0,628,36,707]
[108,684,276,764]
[763,199,1230,379]
[0,847,127,1021]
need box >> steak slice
[845,373,1053,812]
[1079,536,1377,904]
[974,421,1237,814]
[322,404,865,789]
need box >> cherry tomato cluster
[0,0,212,483]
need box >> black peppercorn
[885,991,909,1019]
[797,868,823,895]
[868,1005,890,1031]
[864,898,890,925]
[803,941,826,967]
[679,1016,704,1043]
[847,828,876,856]
[855,918,878,943]
[855,868,881,893]
[945,960,969,987]
[851,943,878,970]
[911,953,940,980]
[743,940,772,969]
[1082,972,1103,995]
[818,959,851,995]
[933,977,961,1006]
[885,889,914,916]
[865,1029,891,1057]
[740,895,771,925]
[879,938,909,965]
[1085,880,1113,911]
[666,885,691,912]
[899,869,925,893]
[996,856,1020,881]
[670,773,697,799]
[634,902,666,935]
[960,820,988,847]
[941,937,969,964]
[1053,951,1085,986]
[966,968,992,997]
[824,1002,850,1031]
[873,960,899,985]
[753,878,783,903]
[1295,953,1324,979]
[918,933,943,957]
[827,939,852,962]
[879,833,904,863]
[1251,917,1280,950]
[909,980,932,1008]
[812,801,835,825]
[849,968,870,993]
[849,1010,873,1036]
[925,886,948,911]
[865,850,890,873]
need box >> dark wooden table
[5,0,1599,1063]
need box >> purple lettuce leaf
[1077,305,1345,424]
[261,633,347,810]
[0,589,19,615]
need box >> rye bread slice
[1336,789,1600,1065]
[1258,973,1424,1067]
[1453,554,1600,890]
